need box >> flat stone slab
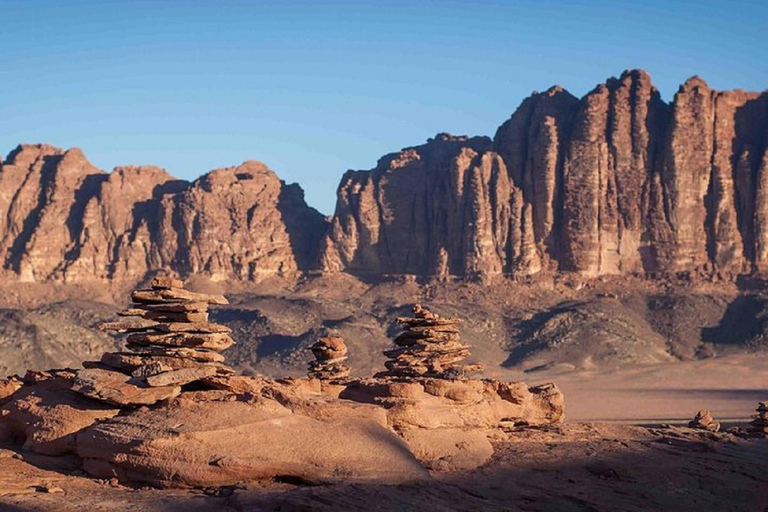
[126,332,234,351]
[71,369,181,407]
[145,367,220,387]
[101,352,232,374]
[124,344,226,362]
[155,322,231,334]
[131,288,228,305]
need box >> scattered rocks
[307,334,351,381]
[377,304,483,379]
[688,409,720,432]
[748,402,768,438]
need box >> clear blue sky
[1,0,765,214]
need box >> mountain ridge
[2,69,767,284]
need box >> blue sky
[0,0,765,213]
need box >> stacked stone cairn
[377,304,483,379]
[748,402,768,438]
[688,409,720,432]
[307,333,351,381]
[70,277,236,406]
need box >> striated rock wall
[324,70,768,279]
[1,70,766,283]
[0,145,327,284]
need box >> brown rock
[118,309,209,323]
[0,377,23,406]
[398,427,493,471]
[150,276,184,289]
[76,398,429,487]
[137,301,209,313]
[99,319,161,333]
[71,369,181,406]
[0,377,119,455]
[155,322,231,334]
[144,367,220,387]
[101,352,230,374]
[123,344,225,363]
[0,146,326,283]
[131,288,229,305]
[688,409,720,432]
[126,332,235,351]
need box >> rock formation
[74,276,236,406]
[0,277,566,486]
[688,409,720,432]
[3,71,763,284]
[322,71,768,280]
[0,145,327,284]
[748,402,768,438]
[377,304,483,379]
[307,333,351,380]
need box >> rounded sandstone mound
[76,395,429,488]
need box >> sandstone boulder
[398,427,494,471]
[71,369,181,406]
[76,397,429,487]
[0,377,119,455]
[0,377,23,406]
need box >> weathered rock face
[0,146,327,284]
[76,395,429,487]
[321,133,541,277]
[324,70,768,278]
[1,71,766,283]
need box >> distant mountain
[1,70,766,284]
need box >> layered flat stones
[377,304,483,380]
[748,402,768,437]
[307,335,351,381]
[70,277,236,406]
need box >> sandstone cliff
[0,145,327,284]
[323,70,768,278]
[1,70,766,283]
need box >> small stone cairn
[688,409,720,432]
[70,277,236,406]
[377,304,483,379]
[307,333,351,381]
[748,402,768,438]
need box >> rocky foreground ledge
[0,369,563,488]
[0,278,563,489]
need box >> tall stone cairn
[748,402,768,438]
[307,333,351,381]
[377,304,483,379]
[69,277,236,407]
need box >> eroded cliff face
[320,134,541,278]
[323,70,768,279]
[0,145,327,284]
[1,70,766,284]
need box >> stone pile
[70,277,236,406]
[307,334,351,381]
[688,409,720,432]
[748,402,768,438]
[377,304,483,379]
